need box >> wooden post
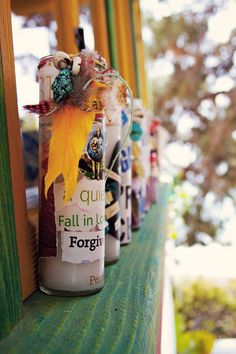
[11,0,52,16]
[90,0,110,64]
[130,0,148,107]
[0,0,36,303]
[53,0,79,54]
[0,64,22,337]
[0,0,26,339]
[105,0,119,69]
[113,0,137,97]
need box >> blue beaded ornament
[52,68,73,103]
[130,121,143,142]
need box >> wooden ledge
[0,185,169,354]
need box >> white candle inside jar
[105,111,122,264]
[37,55,106,295]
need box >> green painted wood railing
[0,185,169,354]
[0,53,22,340]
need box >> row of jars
[37,55,161,296]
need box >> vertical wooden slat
[129,0,141,98]
[53,0,79,54]
[0,0,36,301]
[90,0,110,64]
[11,0,52,16]
[105,0,119,69]
[0,0,23,339]
[113,0,137,97]
[129,0,148,106]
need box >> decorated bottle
[142,110,151,214]
[105,110,121,264]
[120,110,132,245]
[149,118,161,204]
[25,50,126,296]
[36,55,106,295]
[131,101,144,230]
[25,51,128,295]
[149,149,159,204]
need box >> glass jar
[38,56,106,295]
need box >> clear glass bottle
[38,56,106,295]
[120,110,132,245]
[105,111,121,264]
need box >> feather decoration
[102,81,127,121]
[23,100,53,115]
[24,49,128,202]
[65,51,115,112]
[45,106,96,201]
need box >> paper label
[105,200,120,220]
[120,144,131,180]
[54,178,105,263]
[38,58,58,101]
[120,142,132,244]
[120,183,132,244]
[131,178,142,229]
[54,178,106,232]
[105,141,121,240]
[61,230,104,264]
[53,118,106,263]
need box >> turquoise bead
[52,68,73,103]
[130,121,143,141]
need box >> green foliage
[174,279,236,341]
[176,311,215,354]
[176,316,215,354]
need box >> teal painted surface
[0,185,169,354]
[105,0,119,69]
[0,54,22,339]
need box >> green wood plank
[105,0,119,70]
[129,0,141,98]
[0,52,22,339]
[0,185,169,354]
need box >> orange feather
[45,106,96,201]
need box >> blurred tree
[174,279,236,338]
[145,0,236,244]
